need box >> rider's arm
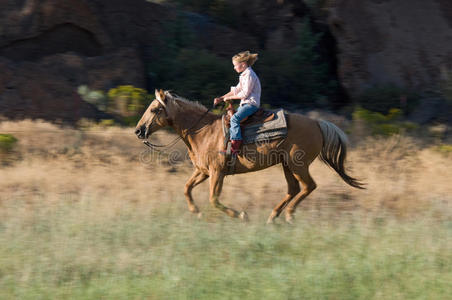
[215,82,240,103]
[214,90,233,105]
[226,79,242,101]
[221,90,234,99]
[224,94,242,101]
[225,71,256,101]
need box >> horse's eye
[151,108,158,113]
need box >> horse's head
[135,89,172,139]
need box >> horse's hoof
[189,208,199,214]
[197,212,203,219]
[239,211,249,222]
[266,216,276,225]
[285,215,294,224]
[266,211,278,224]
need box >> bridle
[142,101,213,152]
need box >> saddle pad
[222,109,288,145]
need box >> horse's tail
[317,120,365,189]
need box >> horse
[135,90,364,223]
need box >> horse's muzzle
[135,126,146,139]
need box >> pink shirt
[230,67,261,107]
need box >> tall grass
[0,199,450,299]
[0,120,451,299]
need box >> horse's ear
[159,89,166,100]
[155,89,166,107]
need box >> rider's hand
[214,97,224,106]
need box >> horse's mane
[164,91,208,111]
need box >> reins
[143,104,214,152]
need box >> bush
[168,0,238,28]
[256,20,335,107]
[98,119,116,127]
[0,134,18,153]
[435,144,452,154]
[440,67,452,103]
[78,85,153,126]
[353,107,418,136]
[106,85,154,126]
[146,9,337,109]
[107,85,152,115]
[150,48,235,106]
[145,13,236,105]
[356,85,419,114]
[77,85,108,111]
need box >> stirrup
[219,140,233,156]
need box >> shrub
[257,20,335,107]
[353,107,418,136]
[435,144,452,154]
[0,134,18,153]
[146,9,337,109]
[168,0,238,28]
[107,85,152,116]
[77,85,108,111]
[356,85,419,114]
[106,85,154,126]
[150,48,235,106]
[78,85,153,126]
[440,66,452,103]
[98,119,116,127]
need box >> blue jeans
[230,104,259,140]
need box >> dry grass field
[0,119,451,299]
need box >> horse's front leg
[184,169,208,214]
[209,170,248,221]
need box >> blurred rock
[0,0,257,123]
[2,0,451,122]
[326,0,452,97]
[0,49,143,123]
[408,97,444,124]
[406,87,452,127]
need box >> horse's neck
[169,101,218,145]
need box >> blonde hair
[232,51,258,66]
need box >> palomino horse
[135,90,364,223]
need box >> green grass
[0,197,450,300]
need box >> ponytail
[232,51,258,66]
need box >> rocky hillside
[0,0,256,122]
[327,0,452,96]
[0,0,451,123]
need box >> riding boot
[219,139,242,155]
[230,139,242,155]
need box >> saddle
[223,104,275,128]
[220,102,288,174]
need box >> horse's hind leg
[285,167,317,224]
[209,170,246,220]
[267,164,301,224]
[184,169,208,214]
